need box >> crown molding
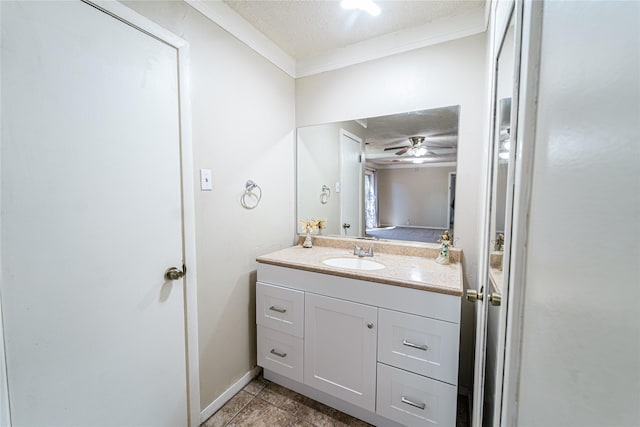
[185,0,296,77]
[296,7,487,77]
[185,0,487,79]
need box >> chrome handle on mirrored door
[466,286,484,303]
[488,292,502,306]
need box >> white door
[1,2,190,425]
[340,131,363,236]
[304,293,377,412]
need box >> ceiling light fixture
[340,0,381,16]
[415,146,428,156]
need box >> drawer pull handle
[401,396,426,410]
[270,349,287,358]
[403,340,428,351]
[269,306,287,313]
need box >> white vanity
[256,237,463,426]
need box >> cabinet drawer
[378,309,459,385]
[257,282,304,337]
[376,363,457,427]
[257,325,303,383]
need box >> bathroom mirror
[296,106,460,244]
[488,12,515,291]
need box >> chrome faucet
[353,244,374,257]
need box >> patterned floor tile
[243,376,270,396]
[201,390,254,427]
[226,398,292,427]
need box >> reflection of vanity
[256,236,463,426]
[488,251,504,294]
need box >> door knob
[165,266,185,281]
[488,293,502,306]
[466,286,484,303]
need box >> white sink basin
[322,257,385,271]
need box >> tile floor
[201,375,470,427]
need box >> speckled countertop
[256,236,463,297]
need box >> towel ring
[241,180,262,209]
[320,185,331,205]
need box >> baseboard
[199,366,261,423]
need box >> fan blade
[428,148,457,155]
[425,143,456,149]
[384,145,409,151]
[395,147,410,155]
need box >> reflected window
[364,169,377,229]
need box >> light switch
[335,182,341,193]
[200,169,212,191]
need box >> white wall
[516,1,640,424]
[122,1,296,412]
[296,33,488,389]
[377,166,455,228]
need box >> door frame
[339,129,363,237]
[0,1,200,426]
[446,171,456,232]
[499,1,544,424]
[471,0,518,424]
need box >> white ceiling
[189,0,487,77]
[222,0,485,60]
[361,105,460,167]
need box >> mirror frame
[472,0,525,425]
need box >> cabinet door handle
[402,340,428,351]
[401,396,426,410]
[270,349,287,358]
[269,306,286,313]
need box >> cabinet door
[304,293,377,412]
[257,325,303,383]
[378,309,459,384]
[256,282,304,337]
[377,363,457,427]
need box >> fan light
[341,0,380,16]
[414,147,428,156]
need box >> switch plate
[200,169,212,191]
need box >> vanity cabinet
[256,263,461,426]
[304,293,377,411]
[256,283,304,382]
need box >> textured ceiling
[363,105,460,147]
[222,0,485,59]
[361,105,460,166]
